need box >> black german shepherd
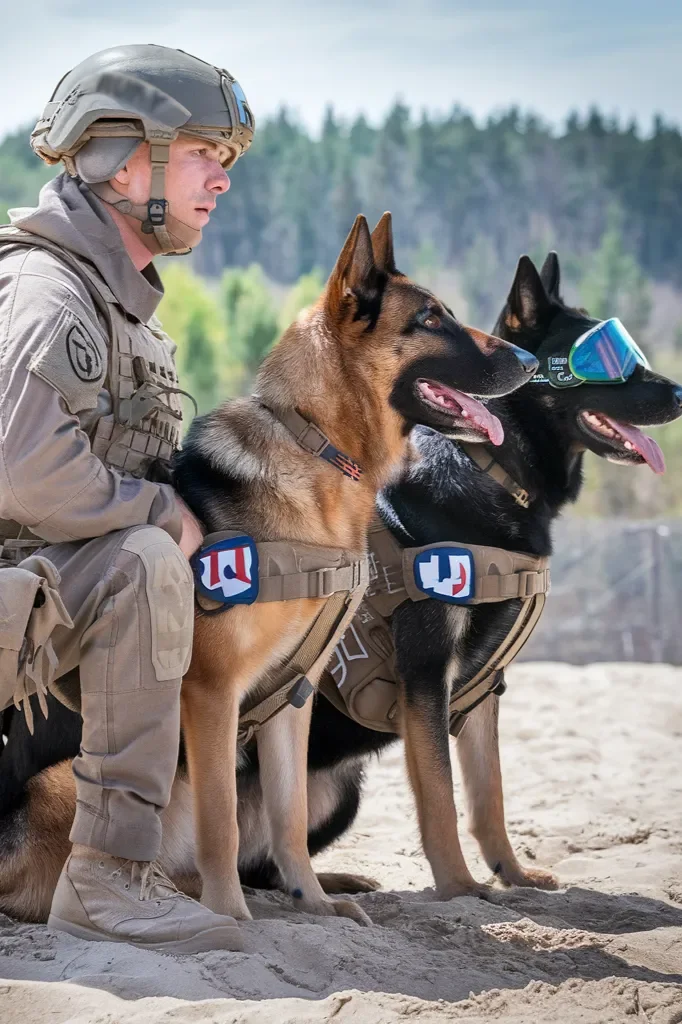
[1,251,681,918]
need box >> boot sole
[47,913,243,954]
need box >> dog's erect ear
[505,255,553,332]
[540,251,561,299]
[325,214,381,324]
[370,211,398,274]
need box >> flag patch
[413,546,475,604]
[193,536,259,605]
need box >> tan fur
[0,756,374,922]
[455,695,558,890]
[181,213,508,923]
[0,764,74,922]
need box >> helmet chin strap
[87,139,202,256]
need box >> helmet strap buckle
[142,198,168,232]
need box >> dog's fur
[0,213,534,923]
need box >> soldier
[0,45,254,952]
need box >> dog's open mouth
[578,410,665,474]
[417,380,504,445]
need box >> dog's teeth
[624,440,634,451]
[461,410,469,418]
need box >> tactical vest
[319,516,550,736]
[0,227,185,560]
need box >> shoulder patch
[192,536,260,606]
[413,546,475,604]
[28,305,107,415]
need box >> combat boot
[48,845,243,953]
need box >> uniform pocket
[0,557,73,732]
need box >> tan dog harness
[193,406,369,744]
[319,449,550,736]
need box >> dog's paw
[295,896,372,926]
[316,872,381,895]
[437,880,496,901]
[201,886,253,921]
[330,899,373,925]
[497,864,559,890]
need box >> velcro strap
[476,567,550,600]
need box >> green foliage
[156,264,227,417]
[278,269,325,334]
[579,205,652,334]
[220,265,279,386]
[0,124,55,215]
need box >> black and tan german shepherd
[0,214,537,923]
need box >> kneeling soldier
[0,44,254,952]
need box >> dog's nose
[510,345,539,375]
[674,385,682,408]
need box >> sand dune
[0,662,680,1022]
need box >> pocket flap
[0,567,44,650]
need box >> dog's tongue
[420,382,504,445]
[602,415,666,474]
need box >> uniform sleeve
[0,251,184,544]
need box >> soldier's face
[114,137,231,237]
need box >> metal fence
[518,519,682,664]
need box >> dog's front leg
[257,701,371,925]
[456,694,558,890]
[181,676,252,920]
[399,682,490,899]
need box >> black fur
[2,253,681,882]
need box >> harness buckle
[517,570,539,598]
[296,423,329,456]
[288,676,314,708]
[315,568,336,597]
[513,487,530,509]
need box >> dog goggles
[532,318,649,389]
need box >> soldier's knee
[119,527,195,682]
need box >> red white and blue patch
[193,536,260,605]
[413,546,475,604]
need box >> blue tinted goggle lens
[569,318,649,383]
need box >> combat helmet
[31,44,255,254]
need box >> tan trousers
[36,526,194,861]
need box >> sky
[1,0,681,141]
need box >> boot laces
[109,860,195,903]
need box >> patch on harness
[413,546,475,604]
[193,536,259,605]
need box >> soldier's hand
[175,496,204,559]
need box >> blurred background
[2,1,681,659]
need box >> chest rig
[0,228,189,560]
[192,405,369,745]
[319,445,550,737]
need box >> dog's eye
[422,313,441,330]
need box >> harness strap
[192,529,369,742]
[256,400,364,482]
[447,592,546,736]
[366,519,549,615]
[237,584,367,744]
[460,442,532,509]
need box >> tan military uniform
[0,174,194,861]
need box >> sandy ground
[0,661,681,1023]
